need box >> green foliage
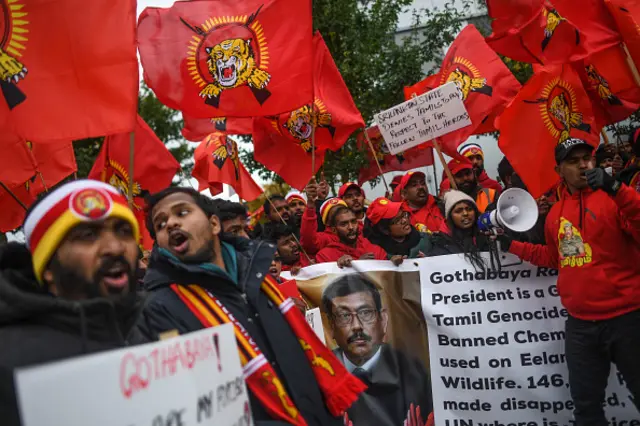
[241,0,471,188]
[72,84,193,185]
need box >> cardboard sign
[16,324,253,426]
[375,82,471,155]
[305,307,326,345]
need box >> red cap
[391,175,403,186]
[366,197,404,225]
[447,157,473,176]
[338,182,364,198]
[397,171,426,194]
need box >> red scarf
[170,275,365,425]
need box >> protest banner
[375,82,472,155]
[419,254,636,425]
[305,307,327,345]
[15,324,252,426]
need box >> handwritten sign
[305,307,326,345]
[375,82,471,155]
[15,324,252,426]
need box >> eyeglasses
[332,308,378,326]
[391,212,411,225]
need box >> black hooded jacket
[135,237,342,426]
[0,243,144,426]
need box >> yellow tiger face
[550,93,570,126]
[284,105,314,141]
[205,38,255,89]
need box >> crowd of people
[1,135,640,426]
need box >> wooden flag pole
[128,131,135,209]
[311,125,317,177]
[431,147,439,193]
[623,43,640,87]
[362,128,390,194]
[266,195,313,265]
[0,181,27,210]
[433,138,458,190]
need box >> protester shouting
[316,205,387,267]
[286,190,307,231]
[322,274,433,426]
[0,180,144,426]
[136,187,363,425]
[363,197,430,259]
[497,138,640,425]
[265,222,310,272]
[446,158,497,213]
[424,190,492,273]
[398,171,446,234]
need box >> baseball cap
[397,171,426,194]
[390,175,403,187]
[338,182,364,198]
[366,197,404,225]
[447,157,473,176]
[554,138,593,164]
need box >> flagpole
[433,137,458,191]
[266,195,313,265]
[0,181,27,210]
[311,125,316,177]
[601,129,611,145]
[623,43,640,87]
[361,128,390,194]
[431,147,439,194]
[128,131,135,209]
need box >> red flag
[574,45,640,126]
[606,0,640,68]
[27,141,77,193]
[436,25,521,154]
[497,65,600,198]
[0,133,37,187]
[192,132,263,201]
[88,116,180,248]
[357,126,434,184]
[182,116,252,142]
[0,182,35,232]
[487,0,620,65]
[138,0,314,118]
[1,0,138,141]
[403,74,440,100]
[253,32,365,190]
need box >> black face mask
[49,255,136,300]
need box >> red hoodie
[403,195,446,234]
[315,236,388,263]
[440,170,503,195]
[509,185,640,320]
[300,205,363,255]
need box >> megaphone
[477,188,539,233]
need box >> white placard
[419,254,635,425]
[305,307,326,345]
[16,324,253,426]
[375,82,471,155]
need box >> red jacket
[315,236,388,263]
[440,171,503,195]
[403,196,446,234]
[299,205,363,255]
[509,185,640,320]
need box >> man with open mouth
[0,180,144,426]
[136,187,364,425]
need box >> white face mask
[605,167,613,176]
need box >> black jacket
[0,243,144,426]
[335,344,433,426]
[135,237,342,426]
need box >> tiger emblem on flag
[283,104,332,153]
[200,38,271,100]
[0,0,29,109]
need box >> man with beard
[211,199,250,239]
[447,158,497,214]
[338,183,367,224]
[0,180,143,425]
[322,274,433,426]
[285,190,307,231]
[136,187,364,426]
[265,223,309,272]
[440,143,502,194]
[251,195,292,239]
[315,206,387,266]
[398,171,446,234]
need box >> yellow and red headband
[319,198,348,225]
[24,180,140,284]
[458,142,484,160]
[285,190,307,205]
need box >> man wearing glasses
[322,274,433,426]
